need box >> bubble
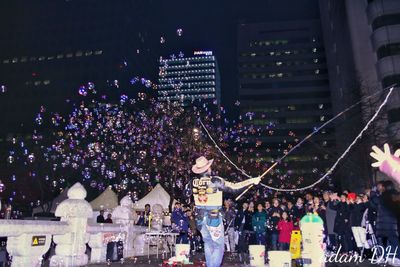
[7,156,14,164]
[82,168,91,179]
[113,80,119,88]
[160,36,166,44]
[78,86,87,96]
[87,82,95,90]
[176,28,183,36]
[139,150,147,159]
[120,94,128,104]
[0,85,6,93]
[0,180,5,192]
[35,114,43,125]
[28,153,35,163]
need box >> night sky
[0,0,320,130]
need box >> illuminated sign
[194,51,213,56]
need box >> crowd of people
[151,180,400,263]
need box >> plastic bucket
[249,245,265,267]
[268,250,291,267]
[175,244,190,258]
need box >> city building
[237,20,338,188]
[318,0,400,185]
[157,51,221,107]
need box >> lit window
[313,58,318,63]
[43,80,50,85]
[322,141,328,146]
[250,53,256,57]
[30,57,37,61]
[12,58,18,63]
[277,73,283,77]
[21,57,27,62]
[269,52,275,56]
[288,106,296,111]
[38,56,45,61]
[315,69,320,74]
[66,53,73,58]
[76,51,83,57]
[284,51,291,55]
[57,54,64,59]
[276,61,283,66]
[47,56,54,60]
[320,116,325,121]
[85,51,93,56]
[34,81,41,86]
[94,50,103,55]
[312,48,317,53]
[3,59,10,64]
[318,104,324,109]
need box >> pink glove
[370,143,400,185]
[379,155,400,184]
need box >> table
[145,232,179,259]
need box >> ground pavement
[87,253,390,267]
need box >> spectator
[105,213,113,223]
[269,198,282,250]
[97,210,105,223]
[323,191,337,250]
[277,211,293,251]
[292,197,305,229]
[171,202,189,244]
[331,193,352,252]
[252,203,267,245]
[370,181,399,262]
[235,202,252,261]
[223,199,236,252]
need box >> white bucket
[249,245,265,267]
[175,244,190,258]
[268,250,291,267]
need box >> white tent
[90,186,119,211]
[133,184,177,211]
[32,187,69,215]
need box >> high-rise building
[320,0,400,148]
[318,0,400,185]
[157,51,221,106]
[237,20,337,188]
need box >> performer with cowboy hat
[185,156,260,267]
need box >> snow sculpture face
[151,204,164,230]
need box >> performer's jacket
[184,175,237,208]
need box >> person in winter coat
[349,195,368,250]
[323,191,337,250]
[269,198,282,250]
[369,181,399,260]
[171,202,189,244]
[292,197,305,229]
[222,199,236,252]
[235,202,253,260]
[277,211,294,251]
[330,193,352,252]
[252,203,267,245]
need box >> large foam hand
[370,143,400,185]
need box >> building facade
[237,20,337,189]
[157,51,221,106]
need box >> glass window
[75,51,83,57]
[34,81,41,86]
[2,59,10,64]
[43,80,51,85]
[372,14,400,31]
[377,43,400,59]
[21,57,27,62]
[66,53,73,58]
[57,54,64,59]
[94,50,103,55]
[12,57,18,63]
[85,51,93,56]
[38,56,45,61]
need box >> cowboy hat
[192,156,214,174]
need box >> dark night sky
[0,0,320,122]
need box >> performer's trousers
[196,207,224,267]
